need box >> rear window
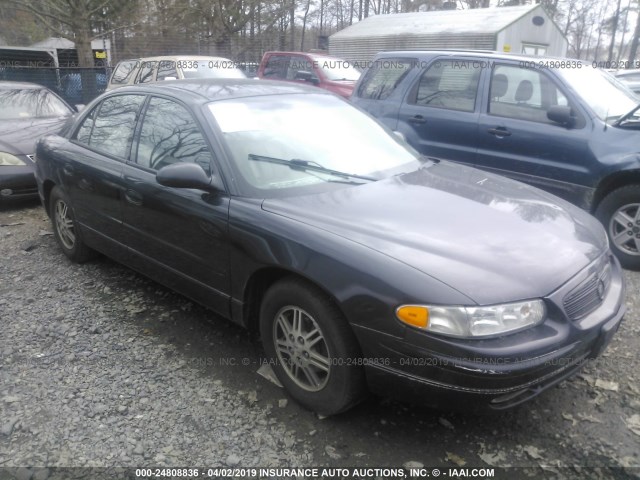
[110,61,137,85]
[357,59,414,100]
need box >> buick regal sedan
[35,80,625,415]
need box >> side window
[135,97,213,174]
[157,61,178,81]
[411,60,480,112]
[75,105,98,144]
[87,95,145,158]
[263,55,289,79]
[287,57,318,82]
[110,61,137,84]
[137,61,157,84]
[357,59,414,100]
[489,65,568,123]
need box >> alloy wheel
[273,306,331,392]
[609,202,640,256]
[54,199,76,250]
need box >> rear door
[396,57,484,162]
[64,94,146,253]
[476,62,590,201]
[122,96,231,316]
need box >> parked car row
[351,51,640,271]
[1,50,631,417]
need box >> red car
[257,51,361,99]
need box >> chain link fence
[0,66,112,106]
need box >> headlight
[0,152,26,166]
[396,299,546,338]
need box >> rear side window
[357,59,414,100]
[263,55,290,79]
[75,95,145,159]
[110,61,137,85]
[411,60,481,112]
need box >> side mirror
[156,163,213,190]
[547,105,576,128]
[294,70,319,84]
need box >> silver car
[106,55,246,90]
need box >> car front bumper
[355,252,625,411]
[0,163,38,201]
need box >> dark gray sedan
[0,81,74,201]
[35,80,625,415]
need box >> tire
[595,184,640,271]
[49,185,95,263]
[259,277,367,415]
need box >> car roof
[371,50,584,64]
[112,78,329,103]
[0,81,50,90]
[117,55,235,63]
[263,51,346,60]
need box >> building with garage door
[329,5,568,67]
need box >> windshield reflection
[208,93,420,195]
[0,88,72,119]
[558,68,637,122]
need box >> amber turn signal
[396,305,429,329]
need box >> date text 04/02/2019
[201,468,407,477]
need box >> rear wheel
[50,186,95,263]
[259,278,367,415]
[595,185,640,271]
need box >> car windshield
[0,87,72,119]
[558,67,638,123]
[180,61,246,79]
[314,56,361,81]
[208,93,421,196]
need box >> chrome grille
[563,258,612,320]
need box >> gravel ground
[1,201,639,479]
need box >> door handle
[488,127,511,137]
[62,164,74,176]
[124,189,143,206]
[408,115,427,125]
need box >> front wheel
[259,278,367,415]
[595,185,640,271]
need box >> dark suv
[352,51,640,270]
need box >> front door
[476,63,591,203]
[122,96,231,316]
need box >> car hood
[0,117,70,155]
[261,161,607,305]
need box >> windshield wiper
[614,103,640,127]
[248,154,376,182]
